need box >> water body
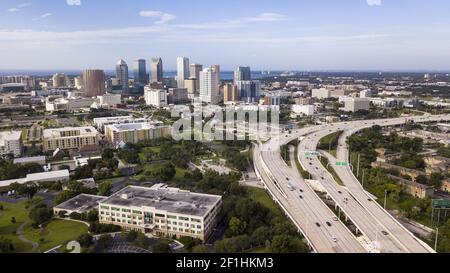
[0,70,275,80]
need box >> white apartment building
[98,93,122,106]
[341,98,371,112]
[0,131,22,157]
[199,67,219,104]
[292,104,315,117]
[98,184,222,241]
[105,122,171,145]
[311,88,331,99]
[144,87,167,108]
[360,89,372,98]
[43,126,99,151]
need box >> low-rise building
[372,161,428,182]
[93,115,149,132]
[0,131,22,157]
[292,104,314,117]
[387,174,434,199]
[105,122,171,146]
[13,156,46,165]
[311,88,331,99]
[43,126,99,152]
[98,184,222,241]
[45,97,94,112]
[53,194,107,216]
[0,169,69,189]
[98,93,122,107]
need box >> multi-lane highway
[254,142,367,253]
[254,114,450,253]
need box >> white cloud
[32,13,54,21]
[17,3,32,8]
[139,10,176,25]
[41,13,53,18]
[367,0,382,6]
[66,0,81,6]
[7,2,32,12]
[174,12,288,30]
[242,13,289,22]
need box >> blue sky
[1,0,450,71]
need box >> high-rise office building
[116,59,129,94]
[151,57,163,83]
[74,76,83,90]
[176,57,190,88]
[83,69,106,97]
[211,65,221,86]
[223,83,238,103]
[133,59,147,85]
[236,80,261,103]
[185,78,197,98]
[234,66,251,83]
[189,64,203,91]
[199,67,219,104]
[52,73,69,87]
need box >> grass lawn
[0,202,33,253]
[247,188,283,217]
[173,167,188,182]
[22,219,88,253]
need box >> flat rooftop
[54,194,107,213]
[0,131,22,142]
[43,126,98,138]
[106,122,165,132]
[14,156,46,164]
[99,185,221,217]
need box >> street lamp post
[384,190,388,209]
[435,227,439,251]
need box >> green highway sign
[336,162,351,167]
[305,151,320,157]
[432,199,450,209]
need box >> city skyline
[1,0,450,71]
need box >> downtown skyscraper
[150,57,163,83]
[116,59,129,94]
[83,69,106,97]
[189,64,203,93]
[176,57,190,88]
[199,67,219,104]
[133,59,147,85]
[234,66,251,83]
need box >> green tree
[269,235,308,253]
[29,206,52,227]
[77,233,93,248]
[153,242,171,253]
[0,237,14,253]
[228,217,247,236]
[192,245,209,253]
[98,181,113,196]
[126,230,138,242]
[251,226,271,246]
